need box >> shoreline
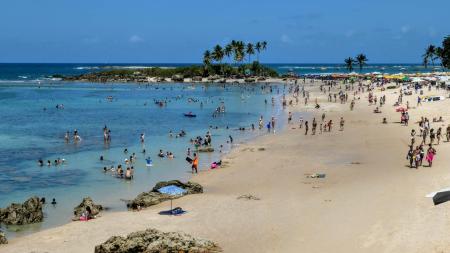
[3,78,450,252]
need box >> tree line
[423,36,450,69]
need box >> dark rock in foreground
[127,180,203,210]
[0,231,7,244]
[73,197,103,220]
[0,196,43,225]
[94,228,221,253]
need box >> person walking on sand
[288,112,292,124]
[436,127,442,145]
[446,125,450,142]
[406,147,415,168]
[327,120,333,132]
[339,117,345,131]
[271,117,276,133]
[426,145,436,167]
[312,118,317,135]
[305,121,309,135]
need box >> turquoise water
[0,81,286,237]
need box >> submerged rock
[0,196,43,225]
[94,228,221,253]
[198,147,215,153]
[0,231,7,244]
[73,197,103,220]
[127,180,203,210]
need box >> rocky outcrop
[94,228,221,253]
[127,180,203,210]
[0,231,7,244]
[152,180,203,194]
[198,147,215,153]
[73,197,103,220]
[0,196,43,225]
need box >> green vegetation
[344,54,368,72]
[356,54,368,72]
[422,35,450,69]
[63,40,277,82]
[203,40,270,76]
[63,63,278,82]
[344,57,356,72]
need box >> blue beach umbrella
[158,185,187,214]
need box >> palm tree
[212,45,224,76]
[344,57,356,72]
[261,41,267,51]
[355,54,368,72]
[246,43,255,63]
[423,45,436,68]
[428,45,437,66]
[234,41,245,66]
[224,44,233,63]
[255,42,262,62]
[203,50,211,66]
[203,50,211,76]
[435,47,444,67]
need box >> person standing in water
[192,153,198,174]
[271,117,276,133]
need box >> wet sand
[3,81,450,252]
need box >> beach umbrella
[158,185,187,214]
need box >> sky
[0,0,448,63]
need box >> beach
[3,79,450,252]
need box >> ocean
[0,64,291,238]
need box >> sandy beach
[3,80,450,253]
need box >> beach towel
[158,207,187,216]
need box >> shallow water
[0,81,287,238]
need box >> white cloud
[281,34,293,43]
[345,30,355,38]
[401,25,410,34]
[129,35,144,43]
[82,37,99,44]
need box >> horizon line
[0,62,425,65]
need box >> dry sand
[3,81,450,253]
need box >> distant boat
[184,112,196,118]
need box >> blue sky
[0,0,448,63]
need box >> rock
[152,180,203,194]
[94,228,221,253]
[127,181,203,210]
[0,196,43,225]
[126,192,172,210]
[198,147,215,153]
[0,231,7,244]
[73,197,103,220]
